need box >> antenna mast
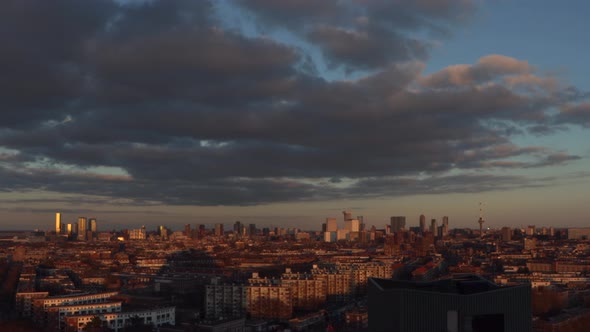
[478,202,485,238]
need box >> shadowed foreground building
[368,274,531,332]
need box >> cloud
[556,103,590,127]
[0,0,586,209]
[421,55,532,87]
[237,0,474,71]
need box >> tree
[83,316,104,332]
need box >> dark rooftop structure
[371,274,502,295]
[368,274,531,332]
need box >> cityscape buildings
[2,212,590,331]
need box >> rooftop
[370,274,506,295]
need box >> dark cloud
[307,25,428,70]
[0,0,117,126]
[0,0,586,208]
[238,0,474,70]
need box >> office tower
[55,213,61,234]
[357,216,365,231]
[326,218,337,232]
[234,221,244,235]
[390,216,406,232]
[89,218,97,232]
[215,223,224,236]
[249,224,256,237]
[419,214,426,233]
[430,219,437,234]
[442,216,449,237]
[184,224,191,236]
[129,226,146,240]
[159,225,168,240]
[350,219,360,232]
[501,227,512,241]
[526,225,536,236]
[343,210,352,221]
[368,275,531,332]
[66,224,72,236]
[198,224,206,237]
[78,217,87,239]
[344,219,360,232]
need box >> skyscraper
[442,216,449,237]
[419,214,426,233]
[215,223,224,236]
[345,219,360,232]
[390,216,406,232]
[343,210,352,221]
[89,218,97,233]
[55,213,61,234]
[357,216,365,231]
[430,219,437,234]
[159,225,168,240]
[501,227,512,241]
[234,221,244,236]
[325,218,337,232]
[78,217,87,239]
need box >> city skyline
[1,0,590,230]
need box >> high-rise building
[442,216,449,237]
[184,224,191,237]
[55,213,61,234]
[501,227,512,242]
[345,219,360,232]
[430,219,437,234]
[390,216,406,232]
[326,218,337,232]
[129,226,146,240]
[351,219,360,232]
[419,214,426,233]
[66,224,72,236]
[89,218,97,233]
[78,217,87,239]
[249,224,256,237]
[343,210,352,221]
[215,223,224,236]
[234,221,244,236]
[526,225,536,236]
[357,216,365,231]
[159,225,168,240]
[198,224,206,237]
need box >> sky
[1,0,590,231]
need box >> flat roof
[370,274,506,295]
